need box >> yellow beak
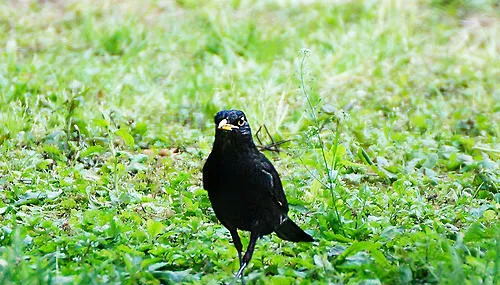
[218,119,239,131]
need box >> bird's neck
[213,135,256,156]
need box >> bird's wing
[202,153,215,190]
[257,154,289,212]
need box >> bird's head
[213,110,252,139]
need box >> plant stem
[299,50,342,226]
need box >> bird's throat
[213,134,256,156]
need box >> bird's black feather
[202,109,313,278]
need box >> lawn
[0,0,498,284]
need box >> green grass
[0,0,499,284]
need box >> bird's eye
[237,117,245,126]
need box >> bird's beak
[217,119,239,131]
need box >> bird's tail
[275,218,314,242]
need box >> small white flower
[300,48,311,55]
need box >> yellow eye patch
[237,117,246,126]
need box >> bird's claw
[235,262,247,279]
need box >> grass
[0,0,499,284]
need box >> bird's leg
[229,229,243,265]
[234,232,259,279]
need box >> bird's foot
[234,262,247,279]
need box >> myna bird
[202,109,313,278]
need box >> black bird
[202,109,313,278]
